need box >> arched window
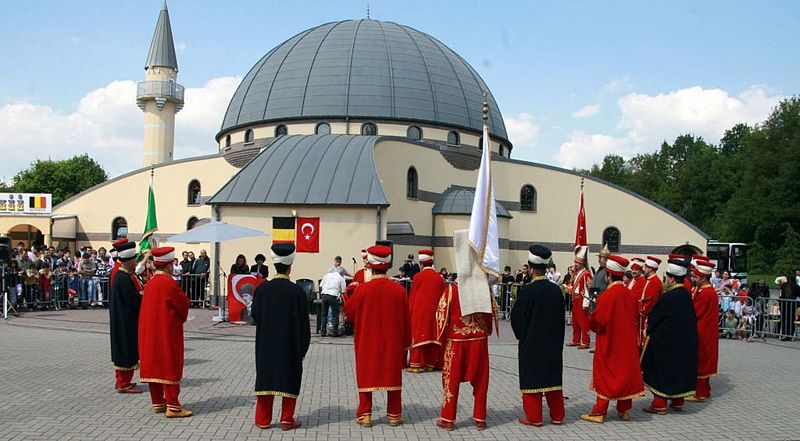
[520,185,537,212]
[187,216,199,231]
[275,124,287,137]
[447,131,460,146]
[225,134,231,147]
[406,126,422,140]
[315,122,331,135]
[499,145,504,157]
[244,129,254,143]
[478,136,484,150]
[361,122,377,136]
[603,227,621,253]
[188,179,201,205]
[111,217,128,240]
[406,167,418,199]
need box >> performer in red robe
[343,245,410,428]
[435,282,493,431]
[108,238,129,287]
[627,258,646,300]
[407,249,445,372]
[639,256,663,350]
[512,245,565,427]
[581,255,645,424]
[344,249,370,299]
[687,259,718,401]
[109,240,142,394]
[139,247,192,418]
[567,246,592,349]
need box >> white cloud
[602,75,633,94]
[553,85,785,169]
[176,42,187,51]
[0,77,241,180]
[555,132,631,170]
[571,103,600,118]
[617,85,782,147]
[504,112,539,152]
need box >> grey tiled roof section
[208,135,389,206]
[220,19,507,142]
[432,185,512,218]
[145,1,178,71]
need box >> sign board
[0,193,52,215]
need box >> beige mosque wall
[53,155,236,252]
[218,205,382,282]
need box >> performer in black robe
[511,245,565,426]
[109,241,142,394]
[252,244,310,431]
[641,257,698,414]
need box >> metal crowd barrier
[180,273,209,308]
[717,294,800,342]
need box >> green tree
[774,224,800,274]
[9,155,107,205]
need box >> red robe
[344,267,371,299]
[683,278,693,292]
[692,283,719,379]
[139,272,189,384]
[408,267,445,368]
[570,268,592,344]
[589,281,644,400]
[344,275,410,391]
[436,283,492,422]
[627,277,646,303]
[109,261,121,286]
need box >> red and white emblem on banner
[296,217,320,253]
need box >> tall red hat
[151,247,175,267]
[605,255,629,277]
[692,260,715,277]
[366,245,392,270]
[629,257,645,271]
[645,256,662,269]
[417,249,433,264]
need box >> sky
[0,0,797,179]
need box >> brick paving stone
[1,309,799,440]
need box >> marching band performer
[512,245,565,427]
[407,249,445,373]
[567,246,592,349]
[344,245,410,428]
[139,247,192,418]
[687,258,718,402]
[109,240,142,394]
[638,256,663,350]
[251,243,310,430]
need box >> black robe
[252,277,311,397]
[109,268,141,369]
[641,284,698,398]
[511,278,565,392]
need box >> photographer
[401,254,420,280]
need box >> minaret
[137,0,183,167]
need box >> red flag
[575,188,587,247]
[296,217,320,253]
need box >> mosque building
[1,3,707,281]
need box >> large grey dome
[219,19,508,143]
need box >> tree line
[0,154,107,206]
[585,97,800,276]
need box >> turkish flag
[296,217,320,253]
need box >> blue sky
[0,0,797,178]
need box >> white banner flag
[467,122,500,278]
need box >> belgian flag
[29,196,47,209]
[272,217,296,244]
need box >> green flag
[140,183,158,253]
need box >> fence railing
[718,294,799,342]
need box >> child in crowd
[721,310,738,339]
[738,304,755,340]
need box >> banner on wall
[295,217,320,253]
[227,274,262,322]
[0,193,52,215]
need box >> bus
[706,241,748,280]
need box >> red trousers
[522,390,565,424]
[115,369,134,390]
[591,396,632,416]
[695,378,711,399]
[440,339,489,423]
[255,395,296,427]
[409,343,442,370]
[571,298,590,345]
[651,394,684,410]
[357,390,401,418]
[148,383,181,411]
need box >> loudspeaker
[375,239,394,268]
[0,237,10,262]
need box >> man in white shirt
[319,269,346,337]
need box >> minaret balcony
[136,80,184,112]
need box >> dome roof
[219,19,508,143]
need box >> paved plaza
[1,309,798,440]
